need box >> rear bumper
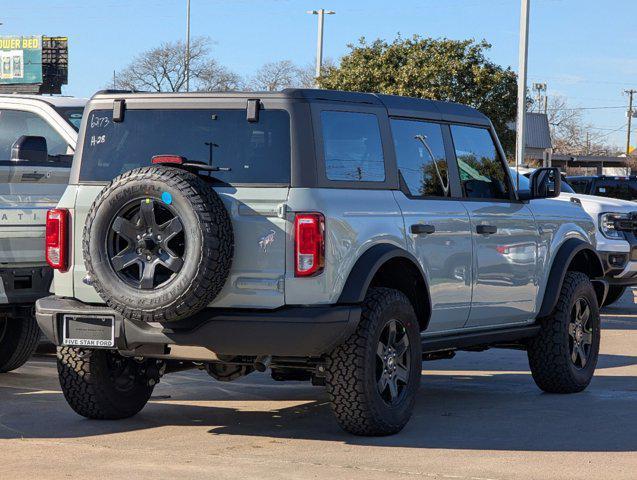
[0,266,52,304]
[35,296,361,357]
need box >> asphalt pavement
[1,291,636,480]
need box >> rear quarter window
[321,111,385,182]
[79,108,291,184]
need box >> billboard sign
[0,35,43,85]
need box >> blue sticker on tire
[161,192,173,205]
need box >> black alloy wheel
[376,318,411,405]
[568,297,593,369]
[107,198,185,290]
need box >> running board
[421,324,540,353]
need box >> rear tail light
[151,155,185,165]
[294,213,325,277]
[46,209,69,270]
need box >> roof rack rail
[91,89,144,97]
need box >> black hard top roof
[92,88,491,126]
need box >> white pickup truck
[514,168,637,306]
[0,94,85,372]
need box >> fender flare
[337,243,430,306]
[538,238,604,318]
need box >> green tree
[319,36,518,155]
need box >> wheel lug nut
[136,248,142,254]
[146,255,152,261]
[157,235,162,240]
[137,234,142,240]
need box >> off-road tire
[325,288,422,436]
[0,315,41,373]
[57,347,155,419]
[602,286,626,307]
[83,166,233,323]
[527,271,600,393]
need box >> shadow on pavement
[1,364,635,453]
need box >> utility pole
[626,89,636,157]
[516,0,530,173]
[185,0,191,92]
[307,9,335,86]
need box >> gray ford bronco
[36,89,606,436]
[0,94,85,373]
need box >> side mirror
[530,167,561,199]
[11,135,48,163]
[518,167,561,201]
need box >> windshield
[55,106,85,131]
[508,168,575,194]
[79,108,291,184]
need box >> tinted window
[391,119,449,197]
[0,109,70,161]
[451,125,510,200]
[55,106,85,131]
[568,179,591,194]
[80,109,291,183]
[593,179,636,200]
[321,111,385,182]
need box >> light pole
[185,0,191,92]
[515,0,530,179]
[307,9,335,86]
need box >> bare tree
[547,95,621,156]
[114,37,241,92]
[296,58,336,88]
[248,60,301,91]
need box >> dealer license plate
[62,315,115,348]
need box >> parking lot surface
[1,293,636,480]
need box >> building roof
[525,112,552,149]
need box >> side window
[321,111,385,182]
[0,109,70,161]
[390,119,449,197]
[451,125,510,200]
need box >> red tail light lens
[294,213,325,277]
[46,209,68,270]
[151,155,185,165]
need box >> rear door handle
[476,224,497,235]
[410,224,436,235]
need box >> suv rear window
[79,109,291,184]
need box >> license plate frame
[62,315,115,348]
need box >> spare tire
[83,166,233,322]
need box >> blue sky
[3,0,635,148]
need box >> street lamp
[185,0,191,92]
[515,0,530,182]
[307,9,335,86]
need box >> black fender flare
[337,243,430,306]
[538,238,604,318]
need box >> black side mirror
[527,167,561,199]
[11,135,48,163]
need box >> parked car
[0,94,85,373]
[513,169,637,306]
[36,89,605,436]
[568,175,637,202]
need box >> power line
[545,105,625,112]
[626,89,636,156]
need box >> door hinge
[277,203,288,219]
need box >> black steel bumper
[35,296,361,357]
